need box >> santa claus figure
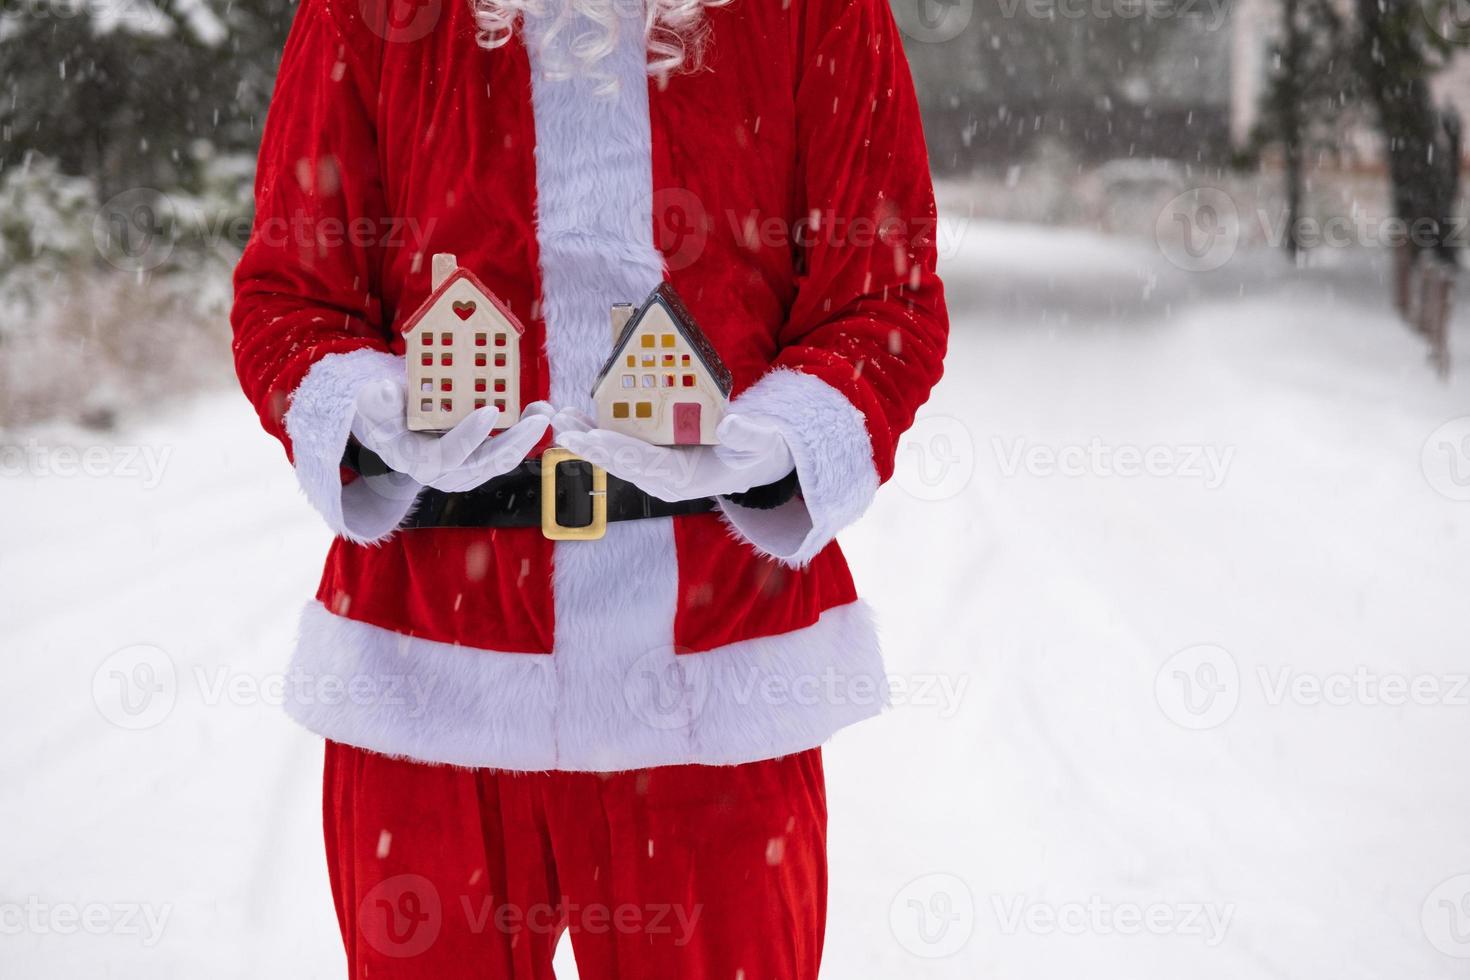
[232,0,948,973]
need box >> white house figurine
[590,282,732,445]
[404,253,524,432]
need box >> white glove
[551,408,795,501]
[350,380,551,493]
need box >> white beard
[469,0,728,91]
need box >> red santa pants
[323,741,827,979]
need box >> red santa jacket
[231,0,948,770]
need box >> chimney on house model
[611,303,634,346]
[431,252,457,291]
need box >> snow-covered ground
[4,220,1470,978]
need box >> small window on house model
[494,354,507,368]
[441,379,453,392]
[494,379,506,392]
[421,333,433,346]
[663,374,675,387]
[422,354,433,367]
[441,332,453,345]
[441,353,453,366]
[682,375,695,387]
[635,402,653,419]
[642,375,655,388]
[625,355,636,368]
[494,399,506,411]
[421,398,433,412]
[495,333,507,347]
[680,354,691,366]
[475,332,487,347]
[662,354,675,367]
[641,335,655,349]
[441,398,453,412]
[621,374,635,389]
[661,334,675,348]
[475,398,487,410]
[421,380,433,392]
[475,353,487,367]
[612,402,630,419]
[642,354,656,367]
[474,379,486,393]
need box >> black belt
[345,442,715,539]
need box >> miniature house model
[404,253,523,432]
[591,282,732,445]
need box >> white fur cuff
[284,599,887,771]
[283,349,421,545]
[718,369,880,567]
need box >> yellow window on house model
[612,402,629,419]
[661,334,676,348]
[641,335,655,348]
[635,402,653,419]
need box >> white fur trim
[526,6,694,767]
[284,599,887,770]
[718,368,881,567]
[283,349,422,545]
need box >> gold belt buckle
[540,447,608,541]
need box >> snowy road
[4,221,1470,978]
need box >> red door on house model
[673,402,701,445]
